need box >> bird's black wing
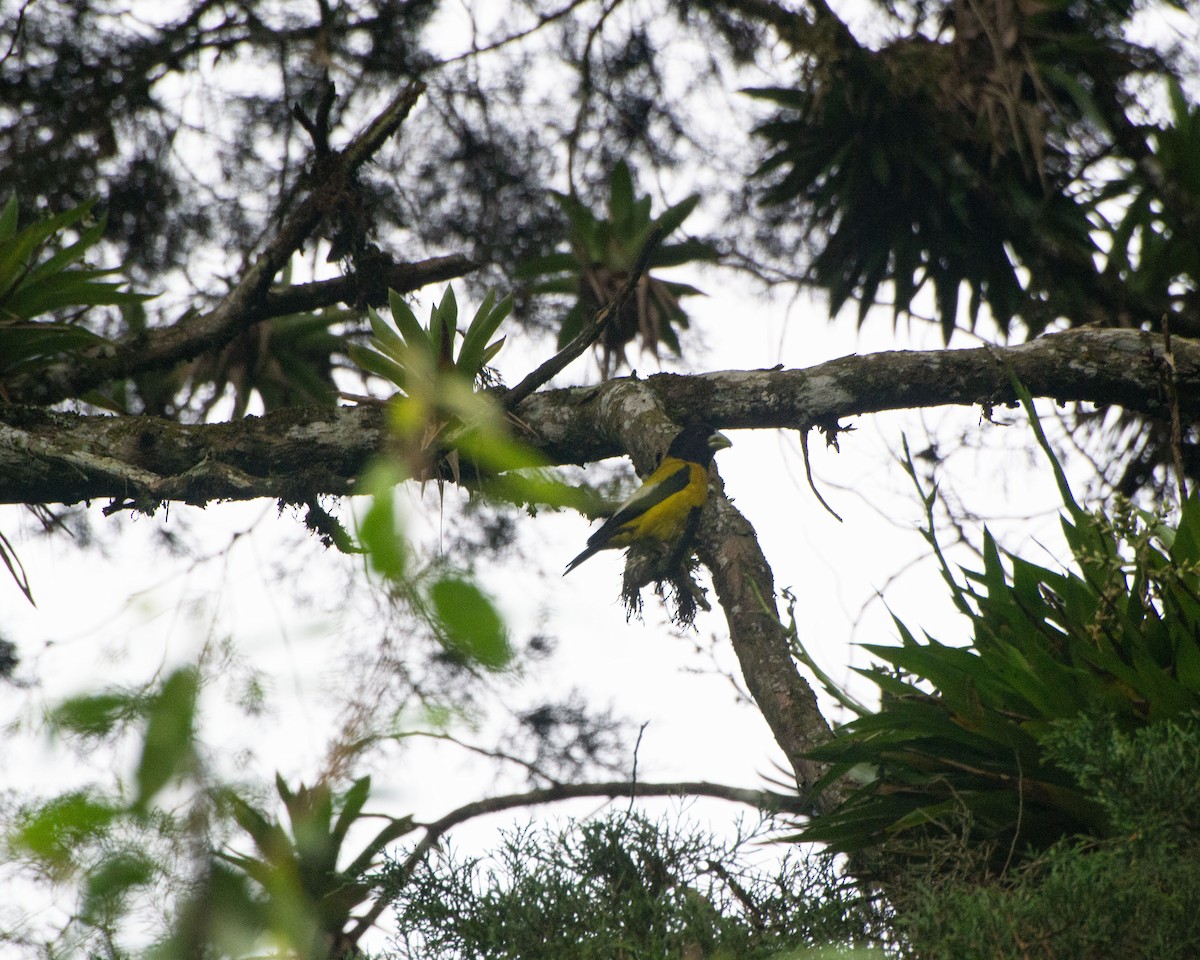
[563,462,694,575]
[585,461,692,547]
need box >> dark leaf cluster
[891,717,1200,959]
[749,0,1193,343]
[798,401,1200,872]
[384,812,889,960]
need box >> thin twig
[800,428,844,522]
[565,0,623,196]
[386,730,562,786]
[344,778,803,950]
[0,0,32,66]
[502,224,665,410]
[627,721,650,813]
[434,0,594,67]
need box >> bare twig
[385,730,562,786]
[565,0,623,196]
[799,427,844,523]
[7,81,427,405]
[291,77,337,156]
[628,721,650,813]
[0,0,32,66]
[435,0,594,67]
[343,778,802,950]
[502,224,665,410]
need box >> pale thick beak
[708,430,732,452]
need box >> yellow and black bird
[563,423,731,575]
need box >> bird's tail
[563,543,601,576]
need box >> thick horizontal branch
[0,328,1194,507]
[525,327,1200,463]
[0,404,389,509]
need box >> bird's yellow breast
[608,461,708,546]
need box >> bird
[563,423,732,575]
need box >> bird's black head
[666,423,732,465]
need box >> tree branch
[0,404,388,509]
[0,328,1195,507]
[345,778,801,950]
[696,480,836,805]
[250,253,477,321]
[502,224,665,410]
[520,327,1200,464]
[558,382,844,807]
[7,81,427,406]
[711,0,860,58]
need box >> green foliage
[797,398,1200,866]
[889,718,1200,959]
[518,161,718,373]
[50,689,149,739]
[348,283,535,489]
[0,197,152,602]
[216,774,416,959]
[349,285,511,394]
[383,812,889,960]
[6,668,211,953]
[11,673,425,960]
[108,280,351,419]
[134,666,200,811]
[81,849,158,929]
[13,791,122,878]
[428,576,512,670]
[0,196,148,377]
[358,460,411,580]
[1106,77,1200,308]
[350,285,577,672]
[1044,714,1200,835]
[747,2,1185,343]
[747,70,1090,342]
[357,468,516,671]
[190,307,351,418]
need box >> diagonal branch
[564,387,842,808]
[502,224,665,410]
[8,81,427,406]
[710,0,860,58]
[696,480,837,805]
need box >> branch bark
[0,328,1195,507]
[697,480,835,804]
[251,253,477,321]
[3,326,1194,825]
